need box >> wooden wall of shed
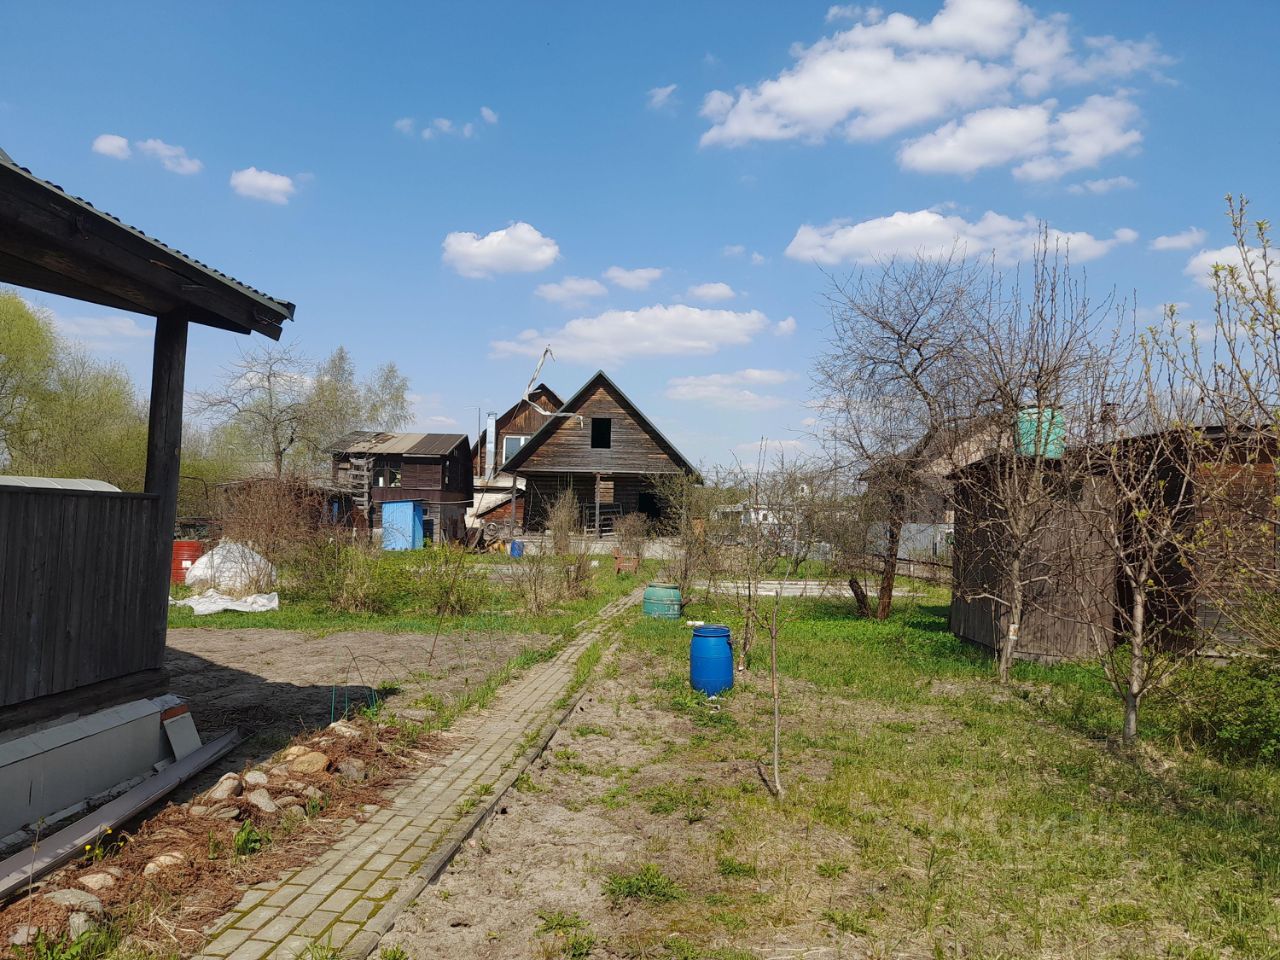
[950,473,1117,662]
[516,381,685,476]
[0,488,161,709]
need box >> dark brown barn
[329,432,474,542]
[949,435,1278,662]
[501,371,697,534]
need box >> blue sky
[2,0,1278,467]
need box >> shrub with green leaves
[1167,657,1280,765]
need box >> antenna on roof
[523,345,572,419]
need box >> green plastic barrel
[643,583,682,619]
[1016,407,1065,459]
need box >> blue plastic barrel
[690,625,733,696]
[510,539,525,559]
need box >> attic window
[591,417,612,449]
[503,434,530,463]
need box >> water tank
[690,624,733,696]
[1016,407,1065,459]
[642,583,682,619]
[510,539,525,559]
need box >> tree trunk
[848,576,873,617]
[738,581,755,671]
[1123,593,1147,743]
[876,493,905,620]
[769,599,784,799]
[998,560,1023,684]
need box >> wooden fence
[0,487,162,708]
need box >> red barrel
[171,540,204,584]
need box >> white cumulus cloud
[647,84,678,110]
[91,134,131,160]
[688,282,736,302]
[480,106,499,124]
[775,316,797,336]
[136,138,202,174]
[1183,245,1277,290]
[604,266,664,290]
[230,167,297,204]
[666,369,794,410]
[1068,175,1136,195]
[1151,227,1207,251]
[899,102,1051,174]
[535,276,608,305]
[786,208,1137,266]
[491,304,769,364]
[700,0,1165,183]
[442,222,561,278]
[393,117,415,135]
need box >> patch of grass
[820,908,869,935]
[297,943,341,960]
[573,722,612,738]
[715,856,756,879]
[607,589,1280,957]
[603,863,684,905]
[379,947,408,960]
[13,927,121,960]
[535,911,588,934]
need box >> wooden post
[144,311,189,661]
[594,473,602,540]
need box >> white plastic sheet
[184,542,275,593]
[172,589,280,615]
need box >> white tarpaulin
[185,542,275,593]
[172,590,280,615]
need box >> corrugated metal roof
[0,476,122,492]
[0,150,294,329]
[329,431,469,456]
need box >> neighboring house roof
[501,370,697,475]
[329,431,469,456]
[472,383,564,457]
[0,476,121,492]
[0,148,294,338]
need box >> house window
[503,434,530,463]
[389,466,401,488]
[591,417,612,449]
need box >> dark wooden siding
[475,387,561,477]
[950,473,1117,662]
[516,381,684,476]
[0,487,161,708]
[523,473,654,531]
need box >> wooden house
[501,371,697,534]
[949,433,1278,662]
[0,148,293,842]
[329,431,473,542]
[469,382,564,530]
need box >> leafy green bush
[1167,657,1280,765]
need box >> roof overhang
[0,151,294,338]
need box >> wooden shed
[949,434,1278,662]
[0,148,293,839]
[501,371,697,535]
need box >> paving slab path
[194,588,640,960]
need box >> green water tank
[1016,407,1065,459]
[642,583,683,620]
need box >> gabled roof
[501,370,697,475]
[329,431,469,457]
[0,148,294,338]
[472,382,564,456]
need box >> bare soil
[380,647,868,960]
[166,626,552,795]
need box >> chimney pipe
[484,411,498,480]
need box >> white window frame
[502,434,530,464]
